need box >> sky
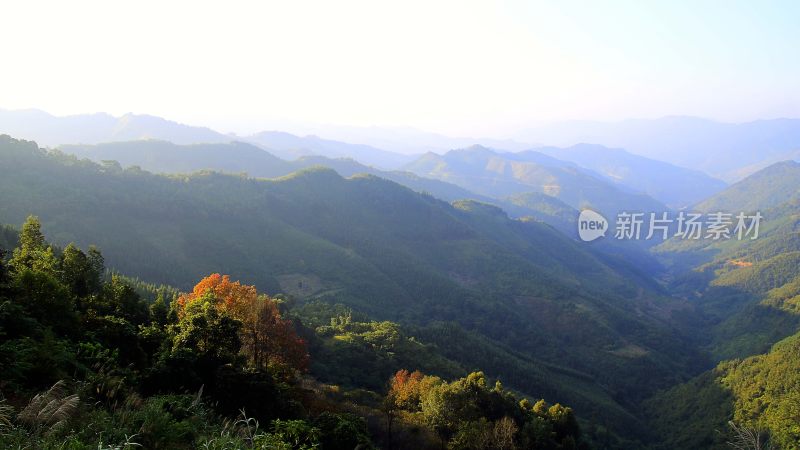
[1,0,798,137]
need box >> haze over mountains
[404,146,668,218]
[0,109,415,169]
[0,108,229,147]
[5,108,800,187]
[518,116,800,182]
[246,131,416,169]
[531,144,727,208]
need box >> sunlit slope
[646,329,800,449]
[404,145,667,217]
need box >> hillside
[646,329,800,449]
[531,144,726,208]
[638,164,800,449]
[246,131,415,169]
[60,140,295,178]
[55,139,667,280]
[0,216,594,449]
[403,145,667,218]
[56,140,580,232]
[694,160,800,213]
[0,134,706,442]
[652,162,800,362]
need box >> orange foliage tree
[176,273,309,372]
[389,369,426,411]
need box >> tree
[172,292,242,363]
[96,275,149,325]
[9,216,58,275]
[176,274,309,373]
[388,369,426,411]
[384,369,427,448]
[241,295,309,372]
[86,245,104,293]
[59,243,102,298]
[727,421,769,450]
[547,403,580,443]
[388,369,583,450]
[11,269,77,336]
[149,291,169,326]
[492,416,518,450]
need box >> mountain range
[0,134,707,442]
[517,116,800,182]
[57,140,572,229]
[403,145,668,218]
[5,124,800,447]
[0,109,415,170]
[531,144,726,208]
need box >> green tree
[9,216,58,275]
[95,275,149,325]
[149,291,169,326]
[11,269,77,336]
[87,245,105,293]
[60,243,102,298]
[172,293,242,363]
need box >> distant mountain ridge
[0,108,229,146]
[57,140,579,232]
[60,140,294,178]
[403,144,668,218]
[0,109,415,169]
[517,116,800,182]
[529,143,727,208]
[245,130,415,169]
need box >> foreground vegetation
[0,216,585,449]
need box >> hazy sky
[2,0,798,136]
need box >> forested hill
[654,160,800,360]
[643,161,800,448]
[402,145,667,218]
[529,144,726,208]
[0,134,706,444]
[58,139,579,232]
[646,329,800,449]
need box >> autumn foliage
[388,369,426,411]
[177,273,309,372]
